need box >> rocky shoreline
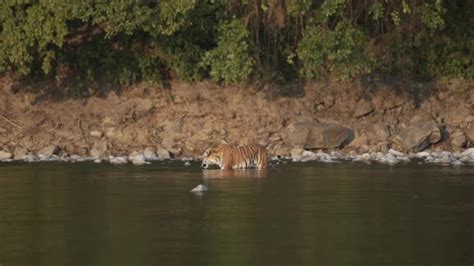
[1,77,473,165]
[1,144,474,166]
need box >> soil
[0,76,473,158]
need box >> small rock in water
[94,159,102,163]
[191,184,208,193]
[184,161,191,167]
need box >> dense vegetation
[0,0,473,89]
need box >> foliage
[0,0,472,89]
[298,21,373,80]
[202,19,254,84]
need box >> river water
[0,161,473,266]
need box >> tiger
[201,144,268,170]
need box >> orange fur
[201,144,268,170]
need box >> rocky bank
[0,76,473,165]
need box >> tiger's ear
[203,148,211,157]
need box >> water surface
[0,161,473,266]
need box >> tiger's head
[201,145,226,169]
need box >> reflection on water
[202,169,268,179]
[0,161,473,266]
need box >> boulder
[281,121,354,149]
[38,145,60,156]
[0,150,12,160]
[13,147,28,160]
[354,99,374,118]
[396,121,441,152]
[157,148,171,160]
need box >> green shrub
[202,19,254,85]
[298,21,373,80]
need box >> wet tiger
[201,144,268,170]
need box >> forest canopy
[0,0,473,87]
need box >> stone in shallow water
[184,161,191,167]
[190,184,208,193]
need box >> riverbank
[1,76,473,165]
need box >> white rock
[109,156,128,164]
[416,151,431,158]
[461,148,474,157]
[70,155,81,161]
[94,159,102,163]
[191,184,208,193]
[0,150,12,160]
[184,161,191,167]
[143,147,158,160]
[388,149,404,157]
[132,157,146,166]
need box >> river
[0,161,473,266]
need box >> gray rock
[0,150,12,160]
[354,99,374,118]
[396,121,441,152]
[38,145,60,156]
[282,121,354,149]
